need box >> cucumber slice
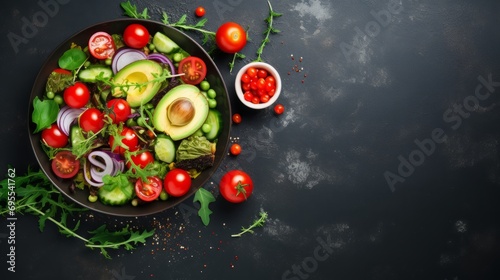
[204,109,222,141]
[153,32,180,54]
[78,65,113,82]
[98,184,133,206]
[154,136,176,163]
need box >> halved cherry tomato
[41,123,68,148]
[108,127,139,155]
[123,23,150,49]
[215,22,247,53]
[164,169,191,197]
[106,99,131,124]
[79,108,104,133]
[51,150,80,179]
[219,170,253,203]
[88,31,116,60]
[52,68,72,75]
[178,56,207,85]
[63,82,90,108]
[135,176,162,202]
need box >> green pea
[160,190,168,201]
[54,95,63,105]
[88,195,98,203]
[173,52,183,63]
[84,61,91,68]
[201,123,212,133]
[149,43,156,51]
[200,81,210,91]
[46,91,55,99]
[207,89,216,99]
[208,99,217,108]
[105,58,112,65]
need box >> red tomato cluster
[241,67,277,104]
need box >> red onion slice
[147,53,176,76]
[57,106,84,136]
[111,48,147,74]
[84,150,125,187]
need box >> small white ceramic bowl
[234,62,282,109]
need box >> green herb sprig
[255,1,282,62]
[161,13,216,45]
[120,0,150,19]
[231,211,268,238]
[0,168,155,259]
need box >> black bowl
[28,19,231,216]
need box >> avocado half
[111,59,163,107]
[152,84,209,141]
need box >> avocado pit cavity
[167,97,195,126]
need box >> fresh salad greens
[0,168,154,259]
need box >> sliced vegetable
[152,31,180,54]
[204,109,222,140]
[88,31,116,60]
[135,176,162,202]
[178,56,206,85]
[147,53,175,76]
[98,174,134,206]
[57,106,85,136]
[111,48,147,74]
[84,150,124,187]
[78,65,113,82]
[154,136,176,163]
[51,151,80,179]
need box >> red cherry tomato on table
[63,82,90,108]
[106,98,131,124]
[41,123,68,148]
[219,170,254,203]
[274,104,285,115]
[79,108,105,133]
[164,169,192,197]
[230,143,241,155]
[108,127,139,155]
[195,6,206,17]
[215,22,247,53]
[51,150,80,179]
[178,56,207,85]
[88,31,116,60]
[232,113,242,124]
[123,23,150,49]
[135,176,163,202]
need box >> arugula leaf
[0,168,155,259]
[120,0,150,19]
[32,96,59,133]
[231,211,268,238]
[193,188,215,226]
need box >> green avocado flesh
[152,84,209,141]
[112,59,163,107]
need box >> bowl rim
[27,18,231,217]
[234,61,282,109]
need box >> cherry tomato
[63,82,90,108]
[215,22,247,53]
[240,68,277,104]
[52,68,72,75]
[195,6,206,17]
[41,123,68,148]
[51,151,80,179]
[230,143,241,155]
[178,56,207,85]
[232,113,242,124]
[123,23,150,49]
[219,170,253,203]
[164,169,192,197]
[106,99,131,124]
[108,127,139,154]
[274,104,285,115]
[79,108,104,133]
[135,176,162,202]
[128,151,155,170]
[88,31,116,60]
